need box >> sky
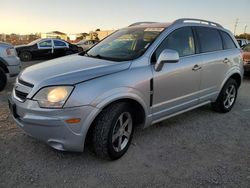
[1,0,250,35]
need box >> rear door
[194,27,235,102]
[53,39,69,57]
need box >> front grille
[18,78,34,88]
[15,89,28,101]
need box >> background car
[15,38,80,61]
[242,43,250,72]
[75,39,98,51]
[0,42,21,91]
[237,38,249,47]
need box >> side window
[39,40,52,48]
[154,27,195,60]
[220,31,236,49]
[54,40,67,47]
[196,27,223,53]
[237,40,242,46]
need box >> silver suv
[0,42,21,91]
[9,19,244,159]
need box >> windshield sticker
[144,28,164,32]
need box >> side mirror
[154,49,179,72]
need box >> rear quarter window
[54,40,67,47]
[196,27,223,53]
[220,31,236,49]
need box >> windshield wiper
[85,53,107,60]
[83,53,124,62]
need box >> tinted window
[196,27,223,53]
[54,40,67,47]
[154,27,195,60]
[39,40,52,48]
[237,40,242,46]
[220,31,236,49]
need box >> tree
[235,33,250,40]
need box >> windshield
[85,27,165,61]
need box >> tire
[78,47,83,52]
[19,51,32,62]
[212,78,238,113]
[0,67,7,91]
[92,102,134,160]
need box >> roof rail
[128,22,158,27]
[172,18,223,28]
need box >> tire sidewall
[107,104,134,160]
[0,67,7,91]
[20,51,32,61]
[221,79,238,112]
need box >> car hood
[19,54,131,89]
[15,44,32,49]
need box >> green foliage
[235,33,250,40]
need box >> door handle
[223,58,230,64]
[192,64,201,71]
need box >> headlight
[33,86,74,108]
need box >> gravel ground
[0,61,250,188]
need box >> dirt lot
[0,61,250,188]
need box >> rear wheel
[92,102,134,160]
[78,47,83,52]
[19,51,32,61]
[212,79,238,113]
[0,67,7,91]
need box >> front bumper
[5,56,21,77]
[9,96,100,152]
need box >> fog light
[65,118,81,124]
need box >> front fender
[78,87,151,151]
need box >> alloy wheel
[111,112,133,152]
[223,85,236,109]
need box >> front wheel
[212,79,238,113]
[19,51,32,61]
[92,102,134,160]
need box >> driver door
[151,27,202,121]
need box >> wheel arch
[84,96,148,149]
[220,70,242,91]
[229,73,242,88]
[0,58,9,73]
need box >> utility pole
[244,24,248,33]
[234,18,239,35]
